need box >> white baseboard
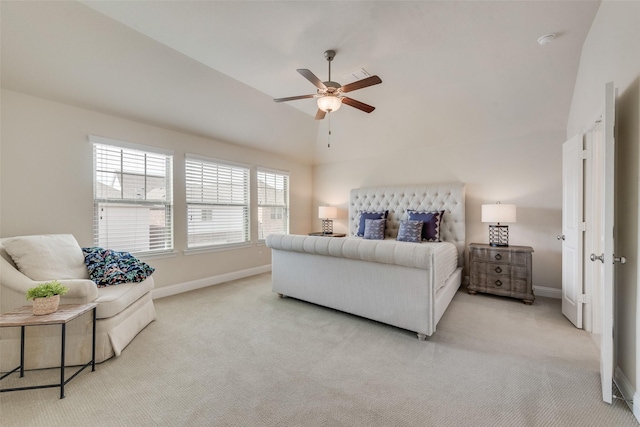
[533,286,562,299]
[614,366,636,413]
[152,264,271,299]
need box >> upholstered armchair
[0,234,156,371]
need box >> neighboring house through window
[91,136,174,255]
[257,168,289,240]
[185,154,250,249]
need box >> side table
[467,243,534,304]
[0,303,97,399]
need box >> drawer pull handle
[495,280,502,286]
[495,254,502,260]
[495,267,502,273]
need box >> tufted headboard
[349,183,466,266]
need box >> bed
[266,182,465,339]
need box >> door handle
[614,255,627,264]
[590,253,605,263]
[557,235,565,240]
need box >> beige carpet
[0,273,636,426]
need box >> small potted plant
[26,280,69,315]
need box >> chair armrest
[57,279,99,303]
[1,257,98,303]
[0,256,36,295]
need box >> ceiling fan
[273,50,382,120]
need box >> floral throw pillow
[397,220,424,243]
[363,218,386,240]
[82,247,155,288]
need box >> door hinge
[578,294,591,304]
[582,149,589,159]
[580,222,587,232]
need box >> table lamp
[318,206,338,234]
[481,202,516,247]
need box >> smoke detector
[537,34,556,46]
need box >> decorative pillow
[363,219,386,240]
[356,211,388,237]
[82,247,155,288]
[396,220,424,243]
[3,234,89,280]
[407,210,444,242]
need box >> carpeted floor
[0,273,636,426]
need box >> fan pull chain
[327,111,331,148]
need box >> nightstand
[308,232,346,237]
[467,243,534,304]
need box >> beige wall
[566,0,640,404]
[313,130,565,290]
[0,89,313,289]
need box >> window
[185,155,250,249]
[91,136,173,255]
[257,168,289,240]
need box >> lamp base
[489,224,509,247]
[321,219,334,234]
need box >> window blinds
[257,168,289,240]
[93,141,174,254]
[185,155,250,248]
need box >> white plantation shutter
[257,168,289,240]
[185,155,250,249]
[91,137,173,254]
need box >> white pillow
[4,234,89,281]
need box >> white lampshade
[481,203,516,223]
[317,96,342,112]
[318,206,338,219]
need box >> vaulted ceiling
[1,1,600,165]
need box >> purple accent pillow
[356,211,388,237]
[397,220,423,243]
[407,210,444,242]
[363,219,386,240]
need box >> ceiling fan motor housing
[321,81,342,95]
[324,50,336,61]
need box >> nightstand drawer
[486,275,511,292]
[471,262,511,276]
[470,248,511,263]
[486,249,511,263]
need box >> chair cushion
[3,234,89,281]
[94,276,154,319]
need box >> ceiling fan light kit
[274,49,382,120]
[317,95,342,112]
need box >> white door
[561,134,584,328]
[596,81,616,404]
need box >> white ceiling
[1,1,601,165]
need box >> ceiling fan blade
[341,97,375,113]
[273,94,316,102]
[297,69,327,90]
[340,75,382,93]
[315,109,327,120]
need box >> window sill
[183,242,252,256]
[136,251,179,260]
